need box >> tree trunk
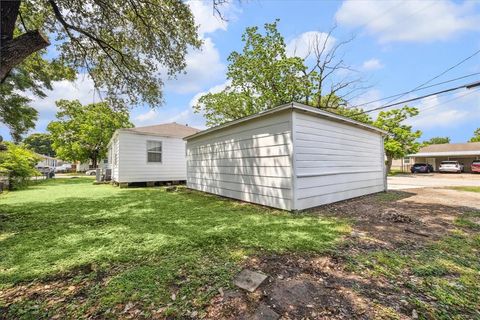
[91,152,98,169]
[386,155,393,174]
[1,1,20,41]
[0,30,50,82]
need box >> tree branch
[0,31,50,82]
[47,0,129,70]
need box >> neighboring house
[409,142,480,173]
[74,159,108,172]
[185,102,387,211]
[36,153,58,169]
[390,157,411,172]
[108,122,200,184]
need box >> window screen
[147,141,162,163]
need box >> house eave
[409,151,480,157]
[184,101,387,141]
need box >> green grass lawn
[0,178,348,318]
[348,211,480,319]
[448,186,480,193]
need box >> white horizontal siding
[110,138,119,181]
[117,132,187,182]
[186,110,293,210]
[293,110,385,210]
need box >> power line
[354,80,480,115]
[352,72,480,108]
[372,48,480,110]
[412,87,480,116]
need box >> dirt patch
[206,188,480,319]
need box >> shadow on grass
[0,184,347,288]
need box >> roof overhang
[184,102,387,140]
[409,151,480,157]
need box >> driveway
[388,173,480,190]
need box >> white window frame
[147,140,162,163]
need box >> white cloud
[134,110,157,122]
[349,89,383,109]
[163,0,238,94]
[361,58,384,71]
[187,0,228,36]
[165,37,225,94]
[25,74,99,113]
[133,106,207,129]
[19,74,101,135]
[189,80,231,108]
[407,90,480,129]
[335,0,480,43]
[286,31,336,59]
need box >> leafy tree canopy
[469,128,480,143]
[1,0,201,106]
[0,142,40,189]
[1,0,202,139]
[422,136,450,145]
[194,20,363,127]
[22,133,56,157]
[374,106,422,173]
[47,100,132,167]
[0,48,75,141]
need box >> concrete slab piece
[251,303,280,320]
[233,269,268,292]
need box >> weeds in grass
[0,178,348,317]
[350,227,480,319]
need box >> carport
[409,142,480,173]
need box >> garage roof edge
[184,101,387,140]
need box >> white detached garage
[185,102,387,211]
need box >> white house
[185,102,387,211]
[107,122,200,185]
[35,153,58,169]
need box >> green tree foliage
[422,136,451,145]
[22,133,56,157]
[194,21,362,126]
[0,142,40,190]
[1,0,202,139]
[195,21,310,126]
[2,0,201,106]
[0,49,75,141]
[374,106,422,173]
[47,100,132,167]
[331,107,373,124]
[469,128,480,142]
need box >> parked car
[36,166,55,178]
[439,161,464,173]
[471,160,480,173]
[410,163,433,173]
[55,164,72,173]
[85,169,97,176]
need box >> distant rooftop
[410,142,480,157]
[122,122,201,139]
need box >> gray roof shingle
[418,142,480,153]
[122,122,201,138]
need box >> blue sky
[2,0,480,143]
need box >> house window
[403,157,410,164]
[103,159,108,164]
[147,141,162,163]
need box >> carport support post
[95,168,101,182]
[381,135,388,192]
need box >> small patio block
[233,269,268,292]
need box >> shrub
[0,143,40,189]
